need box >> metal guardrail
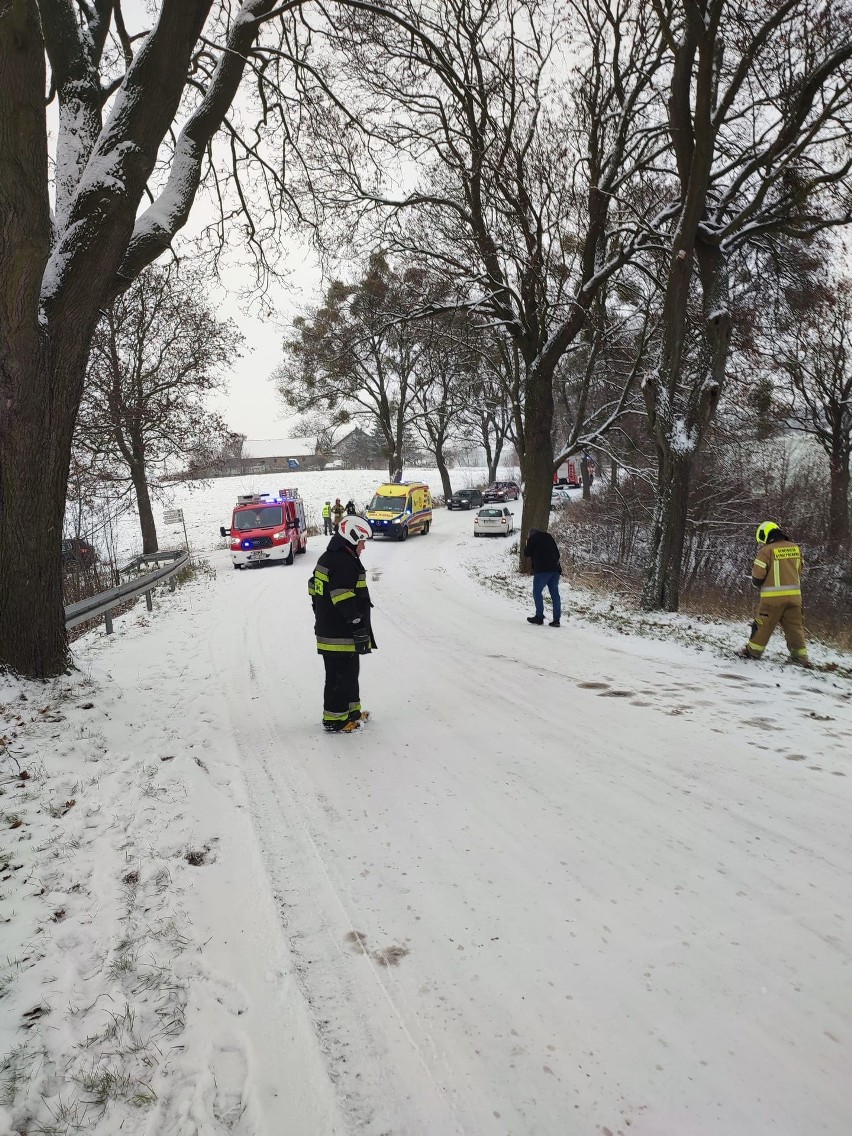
[64,551,190,634]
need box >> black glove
[353,629,372,655]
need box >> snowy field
[2,478,851,1135]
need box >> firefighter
[322,500,333,535]
[332,497,345,530]
[308,515,376,732]
[739,520,812,667]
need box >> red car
[482,480,521,502]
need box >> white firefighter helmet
[337,515,372,545]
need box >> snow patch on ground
[0,571,343,1136]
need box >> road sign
[164,509,183,525]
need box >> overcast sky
[208,244,321,440]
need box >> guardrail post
[145,590,153,612]
[105,612,113,635]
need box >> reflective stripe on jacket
[308,534,373,653]
[752,540,804,599]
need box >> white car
[474,506,515,537]
[551,485,573,508]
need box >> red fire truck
[220,490,307,569]
[553,455,596,487]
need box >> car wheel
[398,526,408,542]
[284,546,294,565]
[422,522,430,535]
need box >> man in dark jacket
[309,515,376,732]
[523,528,562,627]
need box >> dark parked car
[447,489,484,510]
[61,538,97,568]
[482,480,521,502]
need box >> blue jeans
[533,572,561,621]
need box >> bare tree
[184,429,247,478]
[463,338,521,486]
[774,273,852,551]
[288,409,349,454]
[554,284,653,500]
[0,0,325,676]
[76,265,241,553]
[276,253,433,479]
[410,309,483,497]
[639,0,852,611]
[293,0,667,554]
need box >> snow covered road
[4,505,851,1135]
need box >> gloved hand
[353,629,372,655]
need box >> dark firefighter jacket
[308,534,375,653]
[751,535,804,600]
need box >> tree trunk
[433,442,452,499]
[387,447,404,481]
[827,450,850,552]
[641,448,693,611]
[129,457,158,554]
[0,346,89,677]
[489,436,503,485]
[0,1,70,677]
[518,360,554,570]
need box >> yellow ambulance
[366,482,433,541]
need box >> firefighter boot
[737,646,761,660]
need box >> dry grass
[549,464,852,653]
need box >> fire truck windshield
[233,506,283,531]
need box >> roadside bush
[550,442,851,650]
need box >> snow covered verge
[6,472,848,1135]
[461,532,852,681]
[0,571,342,1136]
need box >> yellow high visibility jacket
[752,539,804,600]
[322,503,331,519]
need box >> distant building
[184,425,391,478]
[329,426,387,469]
[239,437,325,473]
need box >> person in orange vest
[739,520,812,667]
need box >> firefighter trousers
[748,598,808,660]
[322,653,361,727]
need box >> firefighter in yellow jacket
[739,520,811,667]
